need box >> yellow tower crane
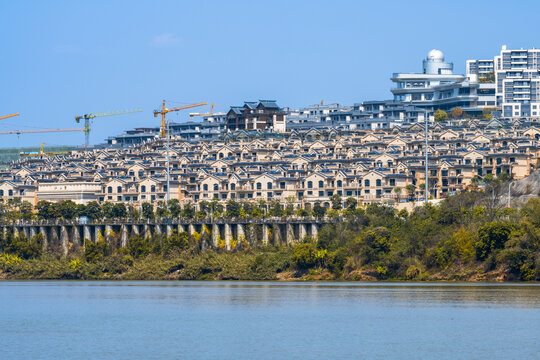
[153,101,207,138]
[0,113,20,120]
[75,109,142,148]
[19,142,69,158]
[189,103,215,119]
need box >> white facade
[391,50,496,113]
[37,182,102,204]
[466,59,495,79]
[391,49,465,105]
[495,45,540,118]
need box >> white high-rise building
[495,45,540,118]
[466,59,495,79]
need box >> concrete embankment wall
[2,220,324,256]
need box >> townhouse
[0,122,538,209]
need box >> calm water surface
[1,281,539,359]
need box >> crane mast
[153,101,207,138]
[75,109,142,148]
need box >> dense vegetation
[0,189,539,281]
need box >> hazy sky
[2,0,540,147]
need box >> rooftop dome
[427,49,444,61]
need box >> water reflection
[3,281,539,308]
[1,281,539,359]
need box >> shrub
[122,255,135,266]
[292,243,326,269]
[69,259,82,269]
[127,235,150,259]
[475,222,513,260]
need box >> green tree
[181,201,195,219]
[475,222,513,260]
[209,200,223,216]
[19,201,34,221]
[434,109,448,123]
[163,230,189,254]
[393,187,402,201]
[268,199,283,217]
[84,201,102,220]
[36,201,60,220]
[297,207,309,217]
[101,202,114,219]
[167,199,182,218]
[155,201,169,218]
[58,200,78,220]
[112,203,127,219]
[497,172,510,182]
[198,200,210,213]
[225,199,242,218]
[312,201,326,218]
[127,235,150,259]
[345,197,357,210]
[257,199,268,216]
[127,204,140,220]
[284,196,296,216]
[405,184,416,200]
[141,202,154,219]
[6,234,42,259]
[330,194,342,210]
[84,238,109,262]
[355,227,392,263]
[292,243,326,269]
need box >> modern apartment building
[494,46,540,118]
[391,50,496,115]
[391,49,465,105]
[466,59,495,79]
[285,103,348,124]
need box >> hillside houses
[0,124,539,209]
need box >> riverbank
[1,193,539,282]
[0,248,523,282]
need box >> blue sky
[1,0,540,147]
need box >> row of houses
[1,122,539,209]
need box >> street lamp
[425,110,429,204]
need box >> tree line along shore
[0,184,539,281]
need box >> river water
[0,281,538,359]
